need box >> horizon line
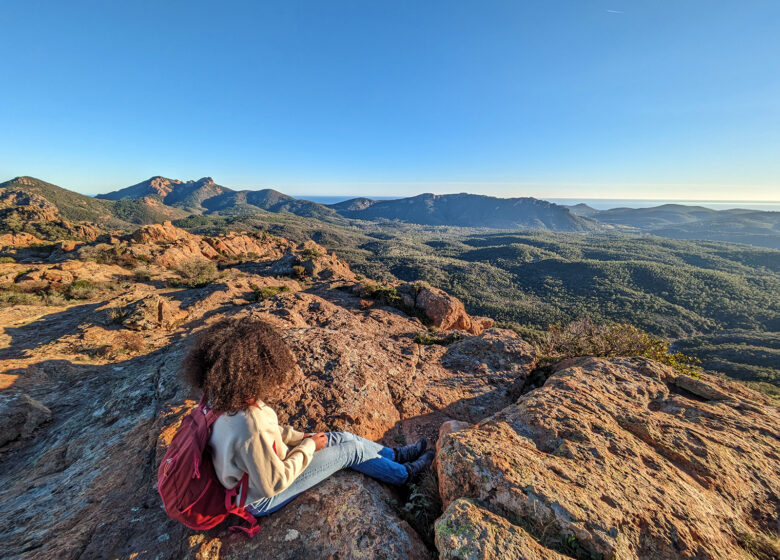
[4,174,780,203]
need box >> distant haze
[298,195,780,212]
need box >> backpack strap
[226,472,260,537]
[199,394,222,426]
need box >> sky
[1,1,779,200]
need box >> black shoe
[394,437,428,463]
[404,450,435,483]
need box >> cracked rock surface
[436,357,780,560]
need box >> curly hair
[181,317,297,413]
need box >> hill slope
[1,176,119,224]
[331,192,597,231]
[567,202,780,249]
[0,176,186,232]
[97,176,339,219]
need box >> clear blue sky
[1,1,779,199]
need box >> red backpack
[157,397,260,537]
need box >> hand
[307,432,327,451]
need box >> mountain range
[2,175,779,248]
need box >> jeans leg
[325,431,408,485]
[247,436,354,516]
[325,431,395,460]
[247,431,407,517]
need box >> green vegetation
[413,329,462,346]
[0,278,114,307]
[174,260,218,288]
[400,471,442,549]
[291,265,306,279]
[674,330,780,397]
[170,212,779,391]
[538,318,702,377]
[360,281,403,307]
[111,198,187,224]
[301,247,324,259]
[249,284,291,301]
[66,279,99,300]
[80,244,139,268]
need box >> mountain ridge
[3,175,780,247]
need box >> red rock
[436,357,780,560]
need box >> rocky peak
[145,176,182,198]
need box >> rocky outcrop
[0,232,46,249]
[435,498,566,560]
[125,222,291,269]
[0,189,104,245]
[0,189,60,222]
[0,244,537,559]
[248,292,536,442]
[131,221,194,244]
[201,473,431,560]
[436,357,780,560]
[0,392,52,446]
[402,285,494,335]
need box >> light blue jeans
[246,431,407,516]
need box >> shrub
[361,282,402,306]
[539,318,702,377]
[413,329,461,346]
[107,306,128,325]
[400,470,442,549]
[291,265,306,279]
[0,290,41,306]
[359,281,431,325]
[250,284,291,302]
[0,256,15,263]
[175,260,218,288]
[80,244,137,268]
[737,530,780,560]
[301,248,324,260]
[133,267,153,282]
[66,280,98,300]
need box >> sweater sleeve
[280,425,306,447]
[240,413,316,498]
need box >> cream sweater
[209,401,317,504]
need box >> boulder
[415,287,469,331]
[433,420,470,472]
[268,253,298,277]
[435,498,567,560]
[436,357,780,560]
[410,287,488,335]
[0,393,52,447]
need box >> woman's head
[182,317,297,413]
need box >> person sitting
[181,317,434,517]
